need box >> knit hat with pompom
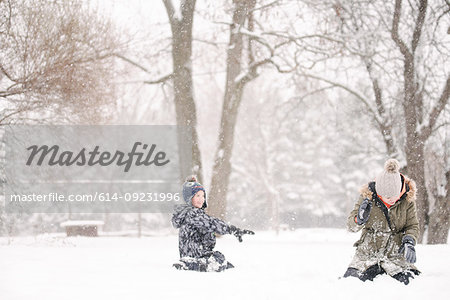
[375,159,402,199]
[182,175,207,208]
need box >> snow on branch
[391,0,412,59]
[411,0,428,53]
[298,72,383,126]
[239,28,343,50]
[162,0,178,23]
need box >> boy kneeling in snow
[172,176,254,272]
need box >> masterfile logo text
[3,125,192,213]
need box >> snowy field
[1,228,449,300]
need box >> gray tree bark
[391,0,450,242]
[427,170,450,244]
[208,0,257,219]
[162,0,204,182]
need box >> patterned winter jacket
[346,175,419,275]
[172,204,231,258]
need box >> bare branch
[0,107,28,124]
[431,121,450,133]
[436,3,450,27]
[258,30,344,46]
[248,7,256,66]
[143,73,174,85]
[162,0,177,25]
[193,38,224,47]
[412,0,428,53]
[251,0,281,12]
[113,53,150,74]
[0,63,18,82]
[291,86,336,102]
[0,89,25,98]
[240,28,275,55]
[235,58,272,86]
[420,76,450,139]
[298,72,383,126]
[210,20,233,26]
[365,61,386,117]
[391,0,412,59]
[269,59,298,73]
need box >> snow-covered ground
[1,229,448,300]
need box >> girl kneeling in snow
[172,176,254,272]
[343,159,420,285]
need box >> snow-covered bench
[60,220,104,237]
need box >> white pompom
[384,159,400,173]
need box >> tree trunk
[208,83,245,219]
[365,62,399,158]
[208,0,256,219]
[404,140,428,241]
[163,0,203,182]
[427,170,450,244]
[271,190,280,234]
[392,0,430,242]
[137,212,142,238]
[402,54,429,242]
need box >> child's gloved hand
[229,225,255,242]
[356,198,372,225]
[399,235,416,263]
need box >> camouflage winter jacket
[172,204,231,258]
[346,175,420,275]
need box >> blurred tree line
[0,0,448,244]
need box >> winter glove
[229,225,255,242]
[399,235,416,264]
[392,271,415,285]
[356,198,372,225]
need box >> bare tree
[208,0,310,219]
[299,0,450,242]
[116,0,203,181]
[0,0,120,237]
[0,0,119,125]
[118,0,324,216]
[207,0,258,218]
[158,0,204,182]
[391,0,449,242]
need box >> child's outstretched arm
[186,210,255,242]
[186,211,231,235]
